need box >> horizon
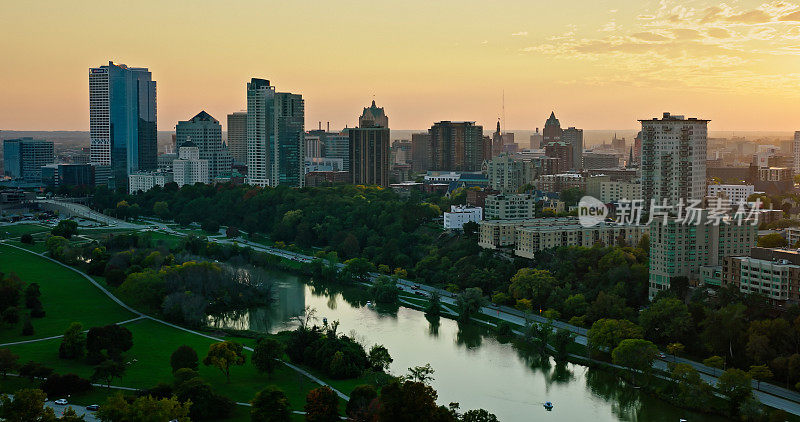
[2,1,800,132]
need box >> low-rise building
[129,171,173,194]
[443,205,483,229]
[534,173,587,193]
[722,247,800,305]
[707,184,759,203]
[485,193,536,220]
[586,178,642,203]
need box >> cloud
[511,31,528,36]
[600,21,620,32]
[779,10,800,21]
[631,31,670,42]
[706,27,731,38]
[725,10,772,24]
[637,14,656,20]
[671,28,702,40]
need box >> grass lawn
[5,318,330,412]
[5,239,49,254]
[0,223,50,239]
[0,244,136,344]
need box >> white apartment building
[707,184,759,203]
[173,143,209,187]
[639,112,708,208]
[128,171,173,194]
[443,205,483,229]
[485,194,537,220]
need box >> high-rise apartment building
[562,127,583,170]
[227,111,248,165]
[486,155,536,193]
[176,111,230,178]
[89,62,157,187]
[3,138,54,182]
[793,131,800,176]
[349,101,390,186]
[429,121,485,171]
[640,112,708,207]
[544,142,573,173]
[411,133,432,173]
[246,78,304,187]
[321,132,350,172]
[542,112,562,144]
[649,214,755,298]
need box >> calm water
[207,272,730,422]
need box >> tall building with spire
[89,61,157,187]
[492,120,504,157]
[542,112,562,145]
[246,78,304,187]
[349,100,389,186]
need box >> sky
[1,0,800,132]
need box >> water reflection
[208,272,729,422]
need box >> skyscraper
[793,131,800,176]
[246,78,305,187]
[562,127,583,170]
[227,111,248,165]
[542,112,562,145]
[411,133,431,173]
[640,112,708,207]
[89,62,157,187]
[429,121,485,171]
[530,128,543,150]
[350,101,390,186]
[492,120,504,157]
[3,138,54,182]
[176,111,229,178]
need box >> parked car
[54,399,68,405]
[86,404,100,411]
[658,352,667,360]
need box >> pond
[207,271,729,422]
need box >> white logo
[578,196,608,227]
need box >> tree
[550,328,575,361]
[252,338,283,378]
[51,220,78,239]
[666,343,685,361]
[406,364,435,384]
[749,364,773,390]
[0,348,19,378]
[2,307,19,325]
[96,393,191,422]
[20,233,34,244]
[153,201,170,219]
[639,298,693,345]
[586,319,643,356]
[425,291,442,317]
[304,386,340,422]
[250,386,291,422]
[41,373,92,397]
[462,409,499,422]
[455,288,485,323]
[170,345,199,373]
[0,388,56,422]
[203,341,246,383]
[717,368,752,414]
[340,258,375,283]
[508,268,556,309]
[611,339,658,380]
[91,359,126,388]
[20,316,33,336]
[346,385,377,419]
[86,324,133,364]
[59,322,86,360]
[369,276,400,304]
[377,380,449,422]
[560,187,584,206]
[368,344,393,372]
[758,233,788,248]
[18,361,53,382]
[562,294,588,318]
[669,363,713,409]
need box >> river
[207,271,730,422]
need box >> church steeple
[496,119,501,134]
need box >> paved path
[0,242,350,401]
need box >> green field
[0,223,50,239]
[0,244,136,343]
[0,243,358,418]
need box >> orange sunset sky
[1,0,800,132]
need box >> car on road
[411,284,420,290]
[54,399,68,405]
[658,352,667,360]
[86,404,100,411]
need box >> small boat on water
[543,401,553,411]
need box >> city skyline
[2,1,800,132]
